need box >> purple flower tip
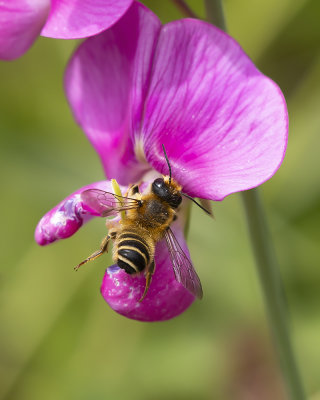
[35,181,117,245]
[101,261,195,323]
[35,196,84,245]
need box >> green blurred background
[1,0,319,399]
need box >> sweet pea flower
[35,2,288,321]
[0,0,133,60]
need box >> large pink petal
[0,0,49,60]
[65,2,161,185]
[35,180,125,245]
[101,222,195,321]
[140,20,288,200]
[41,0,133,39]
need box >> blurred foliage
[0,0,319,399]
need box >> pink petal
[0,0,49,60]
[140,20,288,200]
[35,180,125,245]
[41,0,133,39]
[100,223,195,321]
[65,2,161,185]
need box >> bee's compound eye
[152,178,169,199]
[153,178,164,188]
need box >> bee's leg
[74,234,112,271]
[139,260,156,302]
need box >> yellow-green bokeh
[1,1,320,399]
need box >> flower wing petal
[35,180,125,245]
[41,0,133,39]
[65,2,161,185]
[140,20,288,200]
[0,0,49,60]
[101,222,195,321]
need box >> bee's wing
[164,227,203,299]
[81,189,141,217]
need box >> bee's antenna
[181,192,212,216]
[162,144,172,184]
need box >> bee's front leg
[74,234,112,271]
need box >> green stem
[172,0,197,18]
[204,0,306,398]
[242,189,305,400]
[204,0,227,31]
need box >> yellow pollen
[111,179,125,221]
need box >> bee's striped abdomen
[117,232,150,275]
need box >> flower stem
[172,0,198,18]
[204,0,227,31]
[204,0,306,398]
[242,189,305,400]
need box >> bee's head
[152,177,182,209]
[153,145,212,216]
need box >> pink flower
[0,0,133,60]
[35,2,288,321]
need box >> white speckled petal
[35,180,126,245]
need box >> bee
[75,145,211,301]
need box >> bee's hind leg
[74,234,112,271]
[139,261,156,302]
